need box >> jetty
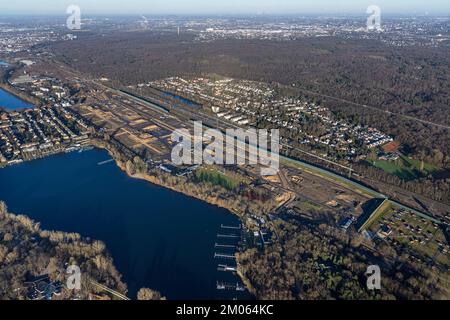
[221,224,241,230]
[217,233,239,239]
[97,159,114,166]
[217,264,237,272]
[216,282,246,291]
[214,252,236,260]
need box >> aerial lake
[0,149,248,299]
[0,88,33,111]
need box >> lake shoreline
[0,83,40,109]
[0,143,254,299]
[0,201,131,300]
[90,140,252,217]
[90,140,257,298]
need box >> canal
[0,149,249,299]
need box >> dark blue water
[0,88,33,110]
[0,149,247,299]
[162,91,201,109]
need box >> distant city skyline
[0,0,449,16]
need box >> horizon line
[1,12,450,17]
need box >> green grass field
[195,167,242,191]
[369,155,439,181]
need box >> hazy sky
[0,0,449,15]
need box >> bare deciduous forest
[238,218,450,300]
[0,202,127,299]
[48,32,450,169]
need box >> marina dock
[216,282,246,291]
[214,252,236,260]
[217,233,239,239]
[221,224,242,230]
[217,264,237,272]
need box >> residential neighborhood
[140,76,394,163]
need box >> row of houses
[0,106,90,164]
[144,77,394,162]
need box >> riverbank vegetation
[137,288,166,300]
[148,167,276,217]
[0,201,127,300]
[93,138,278,218]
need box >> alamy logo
[366,265,381,290]
[171,121,280,176]
[66,5,81,30]
[367,5,382,31]
[66,265,81,290]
